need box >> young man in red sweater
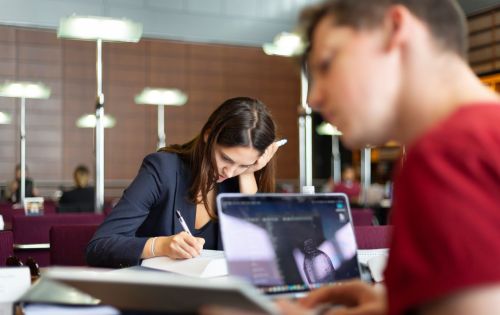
[204,0,500,314]
[290,0,500,314]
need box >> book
[141,249,228,278]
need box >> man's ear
[383,5,413,52]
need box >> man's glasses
[6,256,40,278]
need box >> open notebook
[141,249,228,278]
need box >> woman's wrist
[143,236,167,258]
[150,237,158,257]
[153,236,170,257]
[239,172,258,194]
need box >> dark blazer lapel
[174,159,196,234]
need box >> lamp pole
[58,15,143,214]
[332,135,341,184]
[299,70,313,188]
[0,82,50,205]
[135,88,187,150]
[157,104,166,149]
[94,38,105,213]
[19,96,26,205]
[360,147,371,206]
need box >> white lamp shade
[135,88,188,106]
[76,114,116,128]
[263,32,304,57]
[58,15,142,42]
[0,111,11,124]
[0,81,51,99]
[316,122,343,136]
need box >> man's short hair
[300,0,468,60]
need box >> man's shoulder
[412,104,500,154]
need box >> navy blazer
[86,152,238,268]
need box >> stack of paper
[0,267,31,315]
[141,249,228,278]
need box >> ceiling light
[58,15,142,42]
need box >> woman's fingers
[183,233,204,251]
[167,232,203,258]
[255,142,280,170]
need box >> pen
[276,139,288,147]
[176,210,192,235]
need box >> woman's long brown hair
[159,97,276,217]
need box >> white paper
[141,249,227,278]
[357,249,389,265]
[357,249,389,282]
[0,267,31,302]
[367,255,388,282]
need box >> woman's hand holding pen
[156,232,205,259]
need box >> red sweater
[385,104,500,315]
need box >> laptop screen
[217,193,360,296]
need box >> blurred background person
[58,164,95,213]
[325,165,361,205]
[7,164,38,204]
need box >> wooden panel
[0,26,15,42]
[18,44,62,63]
[16,28,60,46]
[0,42,16,60]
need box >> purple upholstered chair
[42,200,57,214]
[0,203,20,227]
[0,200,57,226]
[354,225,393,249]
[0,230,14,266]
[12,213,104,266]
[351,208,375,226]
[50,224,99,266]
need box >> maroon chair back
[50,224,99,266]
[354,225,393,249]
[0,200,62,226]
[12,213,104,266]
[0,203,22,226]
[42,200,57,214]
[0,230,13,266]
[351,208,374,226]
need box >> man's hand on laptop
[282,280,386,315]
[200,280,387,315]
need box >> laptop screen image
[217,193,360,296]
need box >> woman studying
[86,97,280,268]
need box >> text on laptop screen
[218,194,360,295]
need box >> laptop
[217,193,361,298]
